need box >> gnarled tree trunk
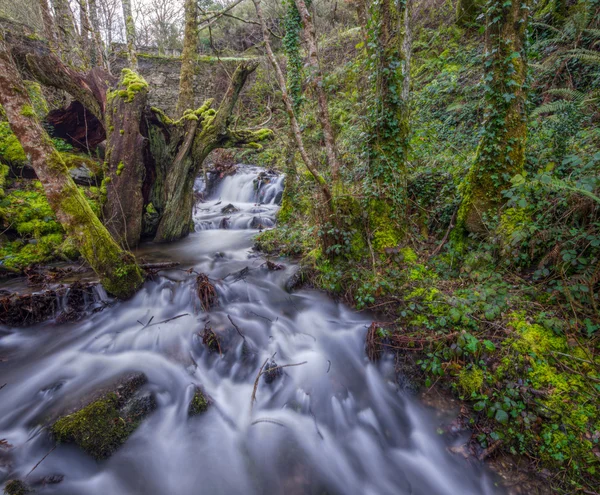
[0,37,143,298]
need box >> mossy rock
[188,386,210,416]
[50,373,156,460]
[3,480,31,495]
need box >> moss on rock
[51,374,155,460]
[188,387,209,416]
[3,480,31,495]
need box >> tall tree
[176,0,198,117]
[39,0,59,54]
[294,0,340,181]
[252,0,333,210]
[0,36,144,298]
[365,0,410,234]
[121,0,137,69]
[456,0,530,234]
[52,0,86,67]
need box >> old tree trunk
[0,35,144,298]
[0,20,272,294]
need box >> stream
[0,166,503,494]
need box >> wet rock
[195,273,218,311]
[188,387,210,416]
[0,282,102,327]
[250,217,265,230]
[263,360,283,384]
[265,260,284,271]
[284,268,308,293]
[201,325,221,353]
[274,190,283,205]
[3,480,31,495]
[219,217,230,229]
[220,203,239,214]
[50,374,156,460]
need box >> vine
[363,0,410,218]
[282,0,306,112]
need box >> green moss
[458,366,484,396]
[116,161,125,176]
[0,122,26,165]
[23,80,48,118]
[145,202,156,214]
[0,162,8,198]
[3,480,30,495]
[110,69,149,104]
[52,393,136,459]
[188,387,209,416]
[368,199,403,251]
[20,105,35,118]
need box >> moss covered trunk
[154,61,273,243]
[102,70,149,248]
[456,0,530,234]
[364,0,410,241]
[0,38,143,298]
[176,0,198,117]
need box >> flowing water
[0,166,503,494]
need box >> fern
[564,48,600,65]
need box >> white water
[0,165,503,494]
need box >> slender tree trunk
[456,0,530,234]
[39,0,59,54]
[121,0,137,70]
[0,39,143,298]
[252,0,333,209]
[52,0,86,67]
[402,0,413,102]
[78,0,93,66]
[294,0,340,181]
[176,0,198,117]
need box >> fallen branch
[227,314,246,340]
[25,445,56,478]
[251,418,287,428]
[249,355,308,413]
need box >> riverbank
[255,221,600,494]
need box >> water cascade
[0,166,502,494]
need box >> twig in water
[137,315,155,327]
[250,357,270,413]
[326,360,331,373]
[147,314,190,327]
[250,359,308,413]
[251,418,287,428]
[250,311,272,322]
[0,383,6,391]
[227,314,246,340]
[26,445,56,478]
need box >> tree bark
[294,0,340,181]
[0,37,143,298]
[176,0,198,117]
[121,0,137,70]
[456,0,530,234]
[87,0,106,67]
[102,70,149,248]
[154,61,273,242]
[51,0,86,68]
[366,0,410,216]
[39,0,59,54]
[252,0,333,209]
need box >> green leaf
[495,409,509,424]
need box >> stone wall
[111,54,258,117]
